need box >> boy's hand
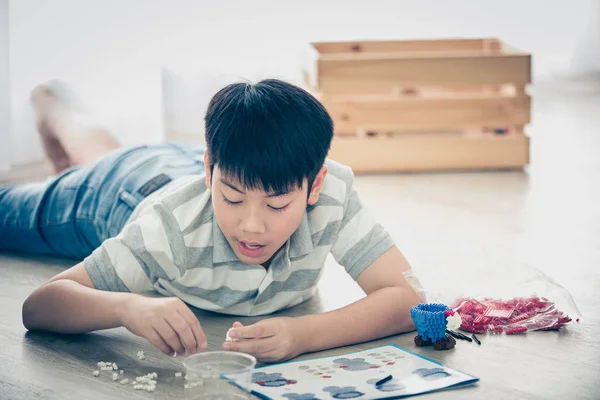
[222,317,302,363]
[121,296,207,356]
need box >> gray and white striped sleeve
[84,202,180,293]
[331,184,395,280]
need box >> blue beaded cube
[410,303,450,342]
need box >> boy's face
[204,156,327,266]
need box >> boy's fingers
[167,313,197,354]
[155,320,186,355]
[223,337,277,355]
[148,329,175,356]
[177,308,207,349]
[231,322,274,340]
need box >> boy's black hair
[204,79,334,196]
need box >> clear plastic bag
[451,296,575,334]
[404,258,582,335]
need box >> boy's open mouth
[238,241,266,258]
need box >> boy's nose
[240,211,266,234]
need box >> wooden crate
[307,38,531,172]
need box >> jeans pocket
[103,189,139,239]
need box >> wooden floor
[1,81,599,399]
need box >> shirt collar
[288,213,314,259]
[269,213,314,278]
[212,218,239,264]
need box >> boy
[3,79,421,363]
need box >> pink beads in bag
[453,297,573,334]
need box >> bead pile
[453,297,574,334]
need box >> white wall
[6,0,600,166]
[0,0,8,170]
[8,0,166,167]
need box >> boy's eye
[268,205,288,212]
[222,195,242,205]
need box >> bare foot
[31,80,86,115]
[31,81,121,167]
[31,83,74,173]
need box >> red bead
[505,326,528,334]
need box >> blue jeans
[0,142,205,259]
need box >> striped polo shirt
[84,159,394,316]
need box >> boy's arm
[23,262,127,332]
[22,262,207,355]
[293,245,422,353]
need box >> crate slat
[324,94,530,132]
[327,134,529,172]
[312,38,504,54]
[318,55,531,95]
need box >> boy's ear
[307,165,328,205]
[203,151,212,189]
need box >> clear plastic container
[183,351,257,399]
